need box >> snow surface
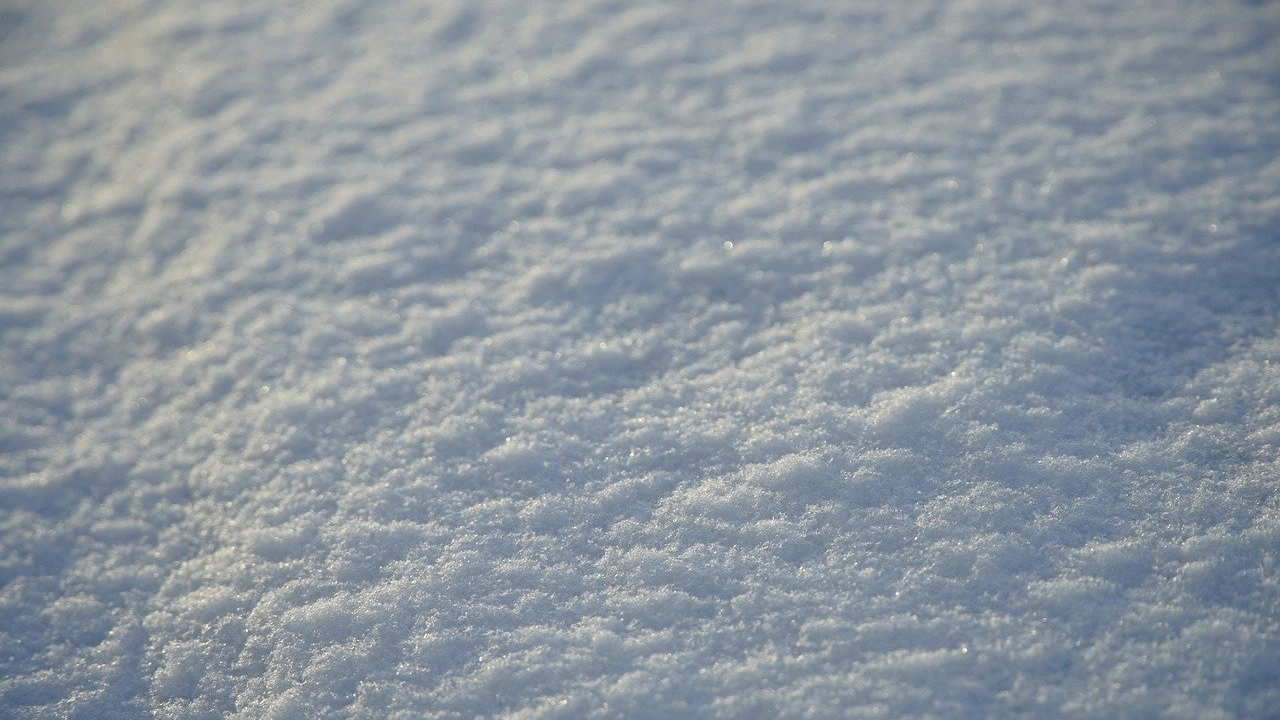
[2,0,1280,717]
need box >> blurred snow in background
[2,0,1279,717]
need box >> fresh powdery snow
[2,0,1279,718]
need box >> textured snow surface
[3,0,1280,718]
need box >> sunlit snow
[2,0,1278,718]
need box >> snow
[2,0,1279,717]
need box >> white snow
[2,0,1279,718]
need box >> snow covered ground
[2,0,1279,717]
